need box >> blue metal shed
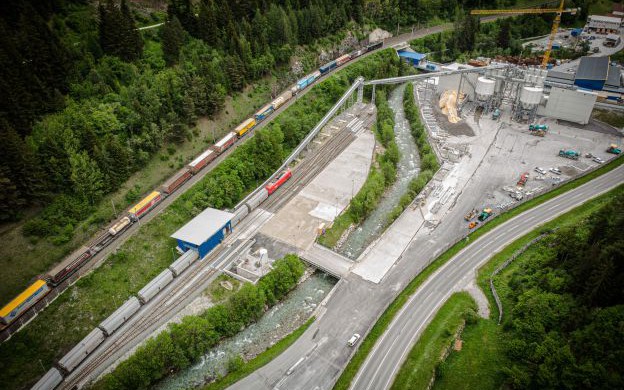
[171,208,234,258]
[397,50,426,66]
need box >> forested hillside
[501,191,624,388]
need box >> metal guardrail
[235,77,365,209]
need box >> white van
[348,333,361,347]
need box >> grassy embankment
[333,155,624,390]
[0,49,401,390]
[389,292,477,390]
[202,317,315,390]
[391,185,624,390]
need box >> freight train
[1,40,385,341]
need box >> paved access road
[351,164,624,390]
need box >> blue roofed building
[171,208,234,258]
[397,49,426,66]
[574,56,610,90]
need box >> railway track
[59,104,376,389]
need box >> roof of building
[589,15,622,23]
[575,56,609,81]
[606,33,621,41]
[397,50,426,61]
[171,208,234,245]
[606,64,622,87]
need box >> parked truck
[478,208,493,221]
[558,149,579,160]
[491,109,500,120]
[517,172,529,186]
[607,144,622,154]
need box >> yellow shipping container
[0,280,49,322]
[129,191,161,215]
[234,118,256,137]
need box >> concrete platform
[260,130,375,250]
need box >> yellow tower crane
[470,0,580,69]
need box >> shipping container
[319,60,337,74]
[213,132,237,154]
[98,297,141,336]
[57,328,105,373]
[0,280,50,325]
[265,169,292,195]
[108,216,131,236]
[161,168,192,194]
[31,367,63,390]
[187,149,216,174]
[254,104,275,121]
[336,54,351,66]
[234,118,256,137]
[128,191,162,221]
[310,70,321,82]
[350,49,364,59]
[46,246,93,285]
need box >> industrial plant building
[586,15,622,34]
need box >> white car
[534,167,546,175]
[550,167,562,175]
[592,156,605,164]
[348,333,361,347]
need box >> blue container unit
[254,104,275,121]
[171,208,234,259]
[319,60,337,74]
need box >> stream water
[154,272,337,390]
[338,84,421,259]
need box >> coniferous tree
[168,0,197,36]
[99,0,142,62]
[120,0,143,61]
[162,16,185,66]
[197,0,219,47]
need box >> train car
[45,246,93,286]
[161,168,192,194]
[290,85,299,95]
[213,132,237,154]
[336,54,351,67]
[0,280,50,326]
[97,297,141,337]
[271,96,286,111]
[108,216,131,236]
[230,206,249,228]
[188,149,216,174]
[137,269,174,304]
[310,70,321,82]
[31,367,63,390]
[234,118,256,138]
[366,41,383,52]
[57,328,105,374]
[244,188,269,212]
[319,60,337,75]
[168,250,199,277]
[265,169,292,195]
[254,104,274,121]
[349,49,364,59]
[128,191,162,221]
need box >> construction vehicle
[478,208,493,221]
[530,129,546,137]
[559,149,579,160]
[468,221,479,229]
[464,209,478,221]
[529,124,548,131]
[517,172,529,186]
[471,1,580,69]
[607,144,622,154]
[491,109,501,120]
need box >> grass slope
[390,292,476,390]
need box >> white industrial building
[539,87,597,125]
[586,15,622,34]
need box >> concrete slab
[260,131,375,250]
[300,244,353,278]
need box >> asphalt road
[351,164,624,390]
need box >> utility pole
[111,199,117,218]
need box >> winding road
[351,164,624,390]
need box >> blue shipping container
[297,78,309,90]
[254,106,274,121]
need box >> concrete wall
[542,87,597,124]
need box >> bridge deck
[300,244,353,278]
